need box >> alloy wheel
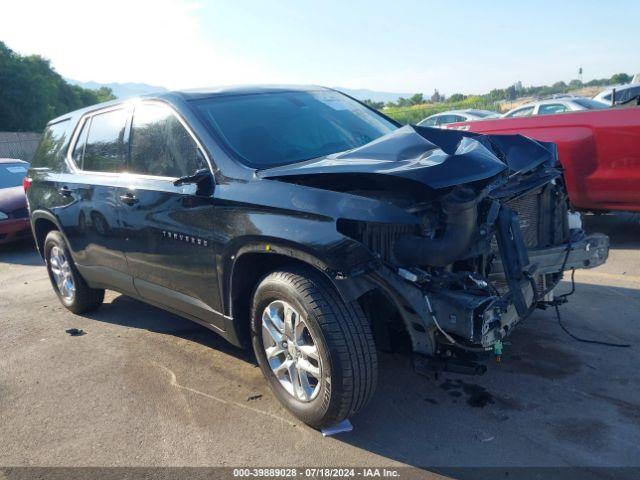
[49,246,75,302]
[261,300,322,402]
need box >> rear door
[56,106,135,294]
[117,101,224,329]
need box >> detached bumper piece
[491,232,609,276]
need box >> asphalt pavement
[1,214,639,479]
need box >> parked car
[417,109,499,127]
[593,83,640,106]
[502,97,608,118]
[0,158,31,244]
[26,86,608,428]
[446,107,640,212]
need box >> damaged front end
[261,125,609,371]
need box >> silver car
[502,97,607,118]
[593,83,640,106]
[417,109,500,128]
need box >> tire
[251,266,377,429]
[44,230,104,314]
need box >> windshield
[469,110,498,118]
[192,90,397,168]
[0,163,29,189]
[572,98,609,110]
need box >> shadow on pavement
[584,212,640,248]
[0,238,40,266]
[332,280,640,476]
[83,293,254,363]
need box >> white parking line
[153,362,301,429]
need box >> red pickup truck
[447,108,640,212]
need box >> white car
[593,83,640,106]
[502,97,607,118]
[417,109,500,128]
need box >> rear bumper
[0,218,31,244]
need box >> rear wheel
[251,266,377,429]
[44,230,104,314]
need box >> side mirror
[173,168,214,195]
[173,168,210,186]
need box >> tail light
[23,176,32,192]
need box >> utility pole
[579,67,583,84]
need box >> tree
[430,89,444,103]
[568,79,583,89]
[361,99,384,110]
[448,93,466,102]
[409,93,424,105]
[610,73,631,85]
[0,41,116,131]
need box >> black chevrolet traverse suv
[26,86,609,428]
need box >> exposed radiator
[504,186,569,249]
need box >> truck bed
[447,107,640,212]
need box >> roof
[514,97,591,108]
[0,158,28,165]
[46,85,334,125]
[175,84,330,100]
[597,83,640,95]
[423,109,498,118]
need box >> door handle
[119,193,139,206]
[58,186,72,197]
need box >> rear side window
[614,86,640,103]
[31,120,70,169]
[77,109,128,173]
[129,103,205,177]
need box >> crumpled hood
[0,186,27,212]
[258,125,556,189]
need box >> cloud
[0,0,268,89]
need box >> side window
[129,103,205,177]
[507,106,534,118]
[419,116,438,127]
[538,103,568,115]
[31,120,70,169]
[82,109,128,172]
[437,115,465,125]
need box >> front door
[117,101,224,329]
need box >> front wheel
[251,266,377,429]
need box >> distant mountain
[65,79,168,98]
[332,87,415,103]
[65,79,414,103]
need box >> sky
[2,0,639,95]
